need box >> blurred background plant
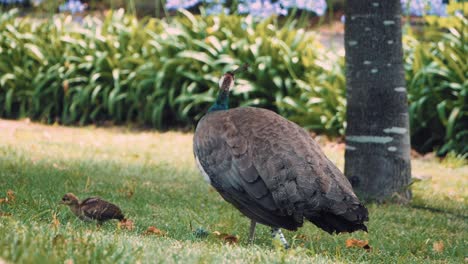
[0,0,465,157]
[403,2,467,156]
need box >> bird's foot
[271,228,290,249]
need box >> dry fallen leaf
[433,241,444,253]
[295,234,309,241]
[117,188,134,198]
[0,212,12,217]
[213,231,239,244]
[51,212,60,229]
[221,234,238,244]
[52,234,66,246]
[118,219,134,230]
[346,238,372,251]
[6,190,15,202]
[0,198,6,205]
[52,163,64,170]
[143,226,166,236]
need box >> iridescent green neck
[208,89,229,112]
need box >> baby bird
[60,193,125,225]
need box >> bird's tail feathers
[305,204,368,234]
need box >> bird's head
[218,63,249,92]
[60,193,79,206]
[218,72,235,92]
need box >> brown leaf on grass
[221,234,238,244]
[0,190,15,205]
[0,212,12,217]
[212,231,239,244]
[143,226,166,236]
[117,189,134,198]
[51,213,60,229]
[52,234,66,246]
[433,241,444,253]
[295,234,309,241]
[118,219,134,231]
[346,238,372,251]
[6,190,15,202]
[52,163,64,170]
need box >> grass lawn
[0,119,466,263]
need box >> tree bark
[344,0,412,202]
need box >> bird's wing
[80,197,123,221]
[194,108,305,229]
[194,107,364,230]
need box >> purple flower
[0,0,25,4]
[280,0,327,16]
[400,0,447,17]
[165,0,201,10]
[164,0,328,18]
[238,0,287,18]
[206,3,229,15]
[59,0,86,14]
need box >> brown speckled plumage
[194,107,368,234]
[61,193,125,224]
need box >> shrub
[0,9,342,133]
[0,9,466,155]
[403,14,467,155]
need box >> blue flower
[0,0,25,5]
[400,0,447,17]
[206,3,229,15]
[165,0,202,10]
[237,0,287,18]
[280,0,327,16]
[59,0,86,14]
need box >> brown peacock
[60,193,125,225]
[193,65,368,248]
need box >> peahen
[193,65,368,248]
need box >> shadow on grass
[410,203,468,220]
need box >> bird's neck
[68,204,81,217]
[208,89,229,112]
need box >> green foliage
[0,9,466,155]
[0,9,343,133]
[403,15,467,156]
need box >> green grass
[0,120,466,263]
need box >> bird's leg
[248,220,256,244]
[271,228,290,249]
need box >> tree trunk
[344,0,412,202]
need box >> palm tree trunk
[344,0,412,202]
